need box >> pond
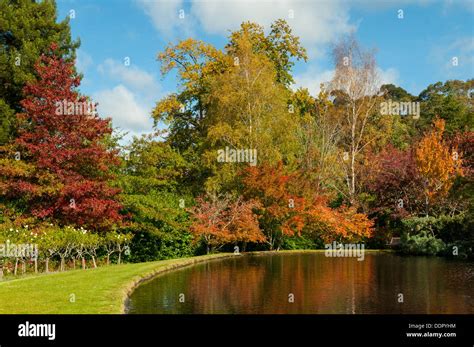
[126,252,474,314]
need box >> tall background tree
[418,80,473,134]
[0,0,79,144]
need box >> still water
[126,252,474,314]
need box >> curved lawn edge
[0,253,235,314]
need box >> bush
[128,227,195,262]
[400,230,446,256]
[400,215,474,257]
[281,234,322,250]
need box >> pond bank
[0,253,234,314]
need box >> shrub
[400,230,446,256]
[400,215,473,257]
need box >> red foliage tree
[1,44,122,231]
[366,145,424,219]
[367,121,467,221]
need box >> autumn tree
[304,197,374,243]
[153,38,225,152]
[223,197,265,250]
[0,45,122,231]
[328,35,383,205]
[189,193,263,253]
[226,20,307,87]
[365,145,425,222]
[294,87,344,198]
[415,118,463,216]
[204,29,300,191]
[243,163,373,248]
[242,163,299,250]
[153,20,307,193]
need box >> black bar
[0,314,472,346]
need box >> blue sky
[55,0,474,141]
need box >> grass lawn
[0,253,234,314]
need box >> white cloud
[138,0,355,57]
[97,59,160,99]
[293,68,334,96]
[76,50,93,73]
[93,84,153,134]
[430,36,474,79]
[136,0,194,38]
[377,67,399,86]
[137,0,473,60]
[191,0,355,57]
[93,59,165,143]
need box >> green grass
[0,253,234,314]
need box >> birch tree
[328,36,382,204]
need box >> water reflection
[127,253,474,314]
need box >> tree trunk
[350,105,356,204]
[14,258,18,275]
[34,258,38,274]
[60,257,65,271]
[118,252,121,265]
[425,195,429,217]
[22,261,26,274]
[45,258,50,273]
[106,254,110,266]
[92,256,97,268]
[268,233,275,250]
[81,257,86,270]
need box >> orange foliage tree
[304,197,374,243]
[242,163,306,249]
[243,163,373,249]
[188,194,264,253]
[415,118,463,215]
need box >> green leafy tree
[118,134,194,261]
[418,79,474,134]
[0,0,79,143]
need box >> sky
[55,0,474,142]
